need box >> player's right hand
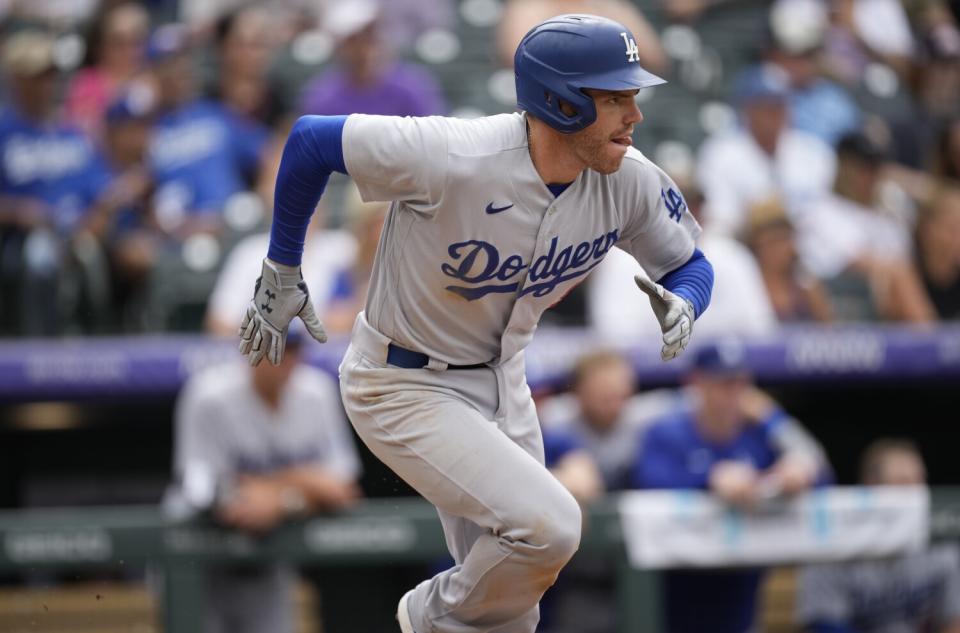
[238,258,327,366]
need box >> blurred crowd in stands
[0,0,956,339]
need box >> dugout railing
[2,489,960,633]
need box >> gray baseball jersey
[342,112,700,365]
[337,111,701,633]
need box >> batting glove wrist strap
[634,274,695,361]
[238,259,327,366]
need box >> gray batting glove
[238,259,327,366]
[634,274,695,361]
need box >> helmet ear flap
[535,86,594,131]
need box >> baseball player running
[239,14,714,633]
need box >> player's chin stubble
[572,130,626,175]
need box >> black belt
[386,343,487,370]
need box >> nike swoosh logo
[485,202,514,215]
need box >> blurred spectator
[299,0,446,117]
[3,0,100,28]
[797,439,960,633]
[372,0,456,54]
[178,0,319,37]
[64,3,149,141]
[745,198,833,322]
[170,328,361,633]
[497,0,668,74]
[820,0,916,83]
[915,185,960,319]
[100,84,159,329]
[889,28,960,169]
[697,64,836,238]
[633,340,830,633]
[589,184,777,342]
[764,0,862,146]
[935,117,960,181]
[321,188,388,335]
[207,6,285,127]
[146,23,270,239]
[0,30,126,334]
[799,132,937,322]
[205,210,356,336]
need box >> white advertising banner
[618,486,930,569]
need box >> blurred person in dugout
[169,325,361,633]
[537,351,678,633]
[797,439,960,633]
[540,351,680,492]
[798,132,937,323]
[536,425,604,633]
[633,339,832,633]
[0,30,146,335]
[299,0,447,118]
[745,198,833,323]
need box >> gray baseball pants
[339,313,582,633]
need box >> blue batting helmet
[514,14,666,134]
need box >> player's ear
[558,99,577,118]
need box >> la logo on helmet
[620,32,639,62]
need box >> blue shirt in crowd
[148,100,268,220]
[632,409,787,633]
[789,79,861,146]
[0,106,112,234]
[543,429,584,469]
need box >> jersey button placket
[499,201,556,359]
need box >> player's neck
[527,118,585,185]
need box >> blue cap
[733,64,790,105]
[147,23,189,62]
[692,339,749,376]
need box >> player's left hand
[634,274,694,361]
[239,258,327,366]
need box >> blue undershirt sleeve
[267,115,348,266]
[656,248,714,319]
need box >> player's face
[566,89,644,175]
